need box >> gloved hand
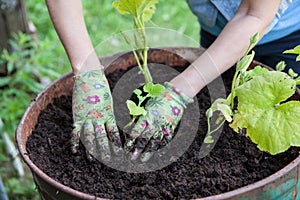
[125,82,193,162]
[71,69,122,161]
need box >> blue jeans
[200,29,300,74]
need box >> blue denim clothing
[200,29,300,75]
[187,0,300,44]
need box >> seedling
[125,82,164,127]
[205,33,300,155]
[113,0,165,120]
[113,0,158,84]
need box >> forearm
[205,14,270,78]
[45,0,101,74]
[171,15,268,97]
[171,0,281,98]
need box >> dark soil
[26,67,300,199]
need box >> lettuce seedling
[205,33,300,155]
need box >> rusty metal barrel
[16,48,300,200]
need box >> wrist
[73,69,107,86]
[164,82,194,106]
[169,70,205,99]
[72,50,103,74]
[170,51,220,97]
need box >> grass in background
[0,1,199,199]
[26,0,200,75]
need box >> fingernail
[112,145,123,155]
[125,141,134,151]
[104,155,111,161]
[85,150,93,161]
[101,152,111,162]
[140,152,152,162]
[71,144,79,154]
[131,149,142,161]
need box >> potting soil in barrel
[27,67,300,199]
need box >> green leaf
[112,0,158,22]
[216,103,232,122]
[242,65,269,83]
[126,100,147,116]
[206,98,228,114]
[204,135,214,144]
[7,62,15,74]
[141,0,158,21]
[283,45,300,55]
[236,51,255,72]
[133,88,146,105]
[249,65,269,75]
[250,32,259,44]
[206,108,213,118]
[143,82,164,97]
[206,98,230,137]
[295,76,300,85]
[275,61,286,71]
[0,155,9,162]
[133,88,142,96]
[288,68,298,78]
[230,71,300,154]
[0,77,11,87]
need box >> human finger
[140,131,163,162]
[94,121,111,161]
[125,119,149,151]
[81,120,96,161]
[105,118,122,155]
[71,122,82,154]
[162,126,175,143]
[130,126,155,161]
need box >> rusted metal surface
[102,47,203,74]
[15,72,106,200]
[15,48,300,200]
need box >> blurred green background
[0,0,199,199]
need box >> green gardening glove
[125,82,193,162]
[72,69,122,161]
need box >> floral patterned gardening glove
[72,69,122,161]
[125,82,193,162]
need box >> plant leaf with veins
[133,88,145,104]
[230,71,300,154]
[127,100,147,116]
[112,0,158,22]
[206,98,231,121]
[143,82,164,97]
[241,65,269,84]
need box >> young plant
[113,0,159,83]
[205,33,300,155]
[126,82,164,127]
[113,0,166,120]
